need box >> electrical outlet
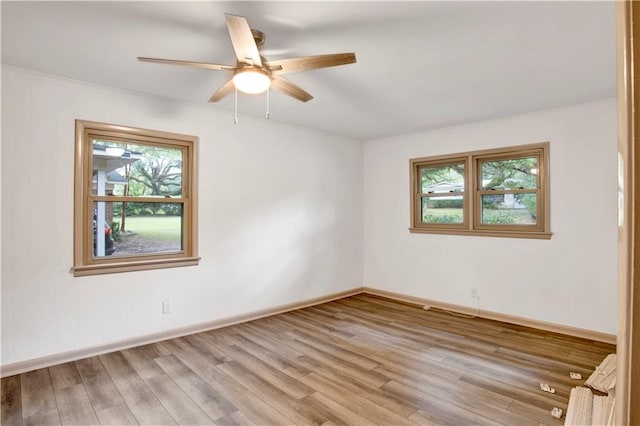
[470,288,479,298]
[162,299,171,314]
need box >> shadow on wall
[210,193,342,315]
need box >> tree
[129,146,182,197]
[110,144,183,229]
[481,157,537,216]
[420,164,465,191]
[481,157,537,190]
[120,163,131,232]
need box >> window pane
[93,201,183,258]
[421,196,463,224]
[481,156,538,190]
[480,193,537,225]
[420,163,465,193]
[92,140,183,198]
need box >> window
[410,142,551,239]
[73,120,199,276]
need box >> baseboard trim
[361,287,617,345]
[0,288,362,378]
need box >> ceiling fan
[138,14,357,103]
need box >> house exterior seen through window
[73,120,199,276]
[410,142,551,239]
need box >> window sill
[409,227,552,240]
[71,256,201,277]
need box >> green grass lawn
[115,216,181,242]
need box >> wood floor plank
[383,380,503,426]
[75,357,127,414]
[212,343,314,400]
[182,334,231,364]
[2,294,615,426]
[216,360,328,425]
[230,324,311,377]
[93,403,138,426]
[20,368,59,421]
[154,354,237,421]
[297,372,415,426]
[301,391,379,426]
[98,352,166,416]
[168,343,295,425]
[138,343,172,359]
[121,347,165,380]
[49,363,82,390]
[215,410,257,426]
[386,371,538,426]
[375,364,513,410]
[294,354,418,418]
[132,405,176,426]
[53,383,100,425]
[460,371,566,410]
[23,410,62,426]
[407,409,441,426]
[281,309,356,340]
[507,400,564,426]
[74,357,111,386]
[1,375,23,426]
[144,374,214,425]
[286,327,380,370]
[80,380,126,415]
[283,338,389,388]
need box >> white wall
[363,99,618,335]
[1,66,363,366]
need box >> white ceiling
[1,1,616,140]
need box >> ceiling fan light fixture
[232,68,271,94]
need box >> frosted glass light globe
[233,69,271,94]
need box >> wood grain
[53,383,100,425]
[20,369,58,421]
[153,354,236,421]
[1,374,22,426]
[1,294,615,425]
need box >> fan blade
[270,76,313,102]
[208,79,235,102]
[225,14,262,67]
[137,57,236,71]
[266,53,356,74]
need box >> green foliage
[110,221,122,241]
[482,195,503,209]
[112,202,181,217]
[129,145,183,197]
[420,164,465,191]
[482,157,537,190]
[422,214,463,224]
[425,199,463,209]
[515,193,537,218]
[482,210,517,224]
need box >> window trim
[72,120,200,276]
[409,142,551,239]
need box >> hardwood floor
[1,294,615,425]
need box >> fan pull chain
[266,88,270,119]
[234,87,238,125]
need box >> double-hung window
[410,142,551,239]
[73,120,199,276]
